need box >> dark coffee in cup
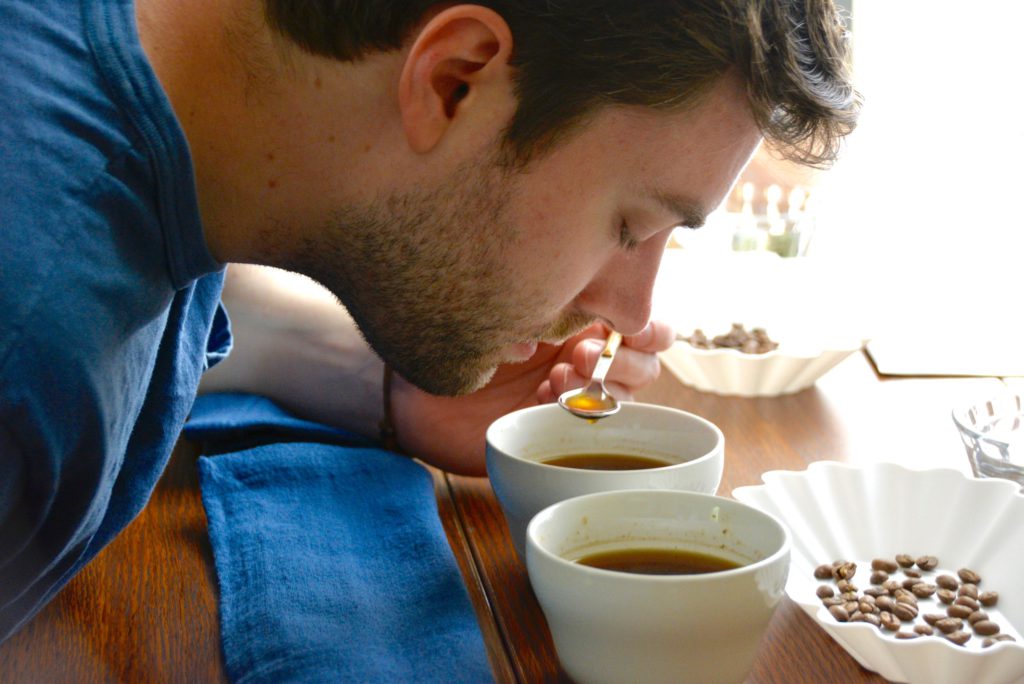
[576,547,742,575]
[541,453,671,471]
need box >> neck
[134,0,406,266]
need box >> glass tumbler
[953,392,1024,489]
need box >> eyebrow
[647,191,708,229]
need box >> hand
[389,320,676,475]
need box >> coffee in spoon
[558,330,623,420]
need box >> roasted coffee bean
[968,610,990,625]
[829,605,850,622]
[911,583,937,599]
[946,630,972,646]
[892,602,918,621]
[973,620,1000,636]
[954,595,979,611]
[694,324,779,354]
[982,635,1016,647]
[871,558,899,573]
[957,568,981,585]
[875,596,896,612]
[860,613,881,627]
[813,555,1008,648]
[959,583,979,600]
[979,591,999,607]
[948,604,973,619]
[814,564,834,580]
[881,579,901,593]
[834,562,857,580]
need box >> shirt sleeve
[205,300,233,370]
[0,418,105,644]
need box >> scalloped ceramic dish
[733,462,1024,684]
[659,338,863,397]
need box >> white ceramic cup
[486,402,724,560]
[526,489,791,684]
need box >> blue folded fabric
[185,392,376,454]
[189,394,491,682]
[199,442,493,684]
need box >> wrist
[379,363,401,452]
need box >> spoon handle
[590,331,623,384]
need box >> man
[0,0,859,643]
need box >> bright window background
[659,2,1024,375]
[816,2,1024,265]
[812,1,1024,373]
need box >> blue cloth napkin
[190,394,493,683]
[185,392,376,454]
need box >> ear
[398,5,514,153]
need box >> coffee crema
[575,547,742,575]
[540,453,671,471]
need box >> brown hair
[263,0,861,167]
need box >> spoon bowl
[558,331,623,420]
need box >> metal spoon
[558,330,623,420]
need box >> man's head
[262,0,860,167]
[196,1,859,395]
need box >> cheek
[518,235,613,320]
[506,175,617,308]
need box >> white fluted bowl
[733,461,1024,684]
[659,338,864,397]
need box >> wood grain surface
[0,439,225,684]
[0,351,1009,683]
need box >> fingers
[602,381,634,402]
[541,358,647,404]
[536,379,556,404]
[539,363,584,404]
[621,319,676,353]
[538,371,635,405]
[535,319,673,405]
[571,337,661,388]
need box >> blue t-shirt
[0,0,231,642]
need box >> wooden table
[0,351,1010,683]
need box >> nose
[575,229,672,335]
